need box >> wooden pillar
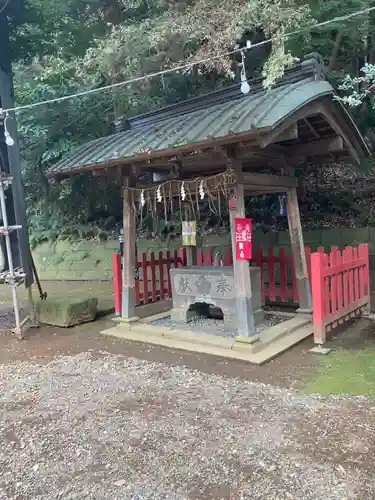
[286,187,312,312]
[229,181,256,337]
[121,178,138,320]
[184,204,197,267]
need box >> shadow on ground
[1,281,375,396]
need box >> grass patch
[302,348,375,397]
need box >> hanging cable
[3,112,14,146]
[0,0,12,16]
[0,5,373,116]
[240,50,250,95]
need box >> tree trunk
[102,0,122,25]
[327,30,344,73]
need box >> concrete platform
[309,345,333,355]
[101,313,313,365]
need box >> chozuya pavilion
[47,54,370,362]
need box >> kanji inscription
[172,273,235,299]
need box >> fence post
[359,243,371,315]
[204,247,213,265]
[279,248,287,302]
[304,247,312,283]
[178,247,187,267]
[112,253,122,316]
[197,248,204,265]
[141,252,149,305]
[224,247,232,266]
[311,251,326,344]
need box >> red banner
[235,217,252,260]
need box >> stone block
[103,240,118,250]
[342,227,369,246]
[254,231,277,248]
[309,346,332,355]
[169,265,264,328]
[33,241,57,257]
[277,231,291,246]
[36,296,98,327]
[367,228,375,252]
[203,234,231,247]
[302,230,322,248]
[321,228,343,246]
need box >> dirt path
[1,347,375,499]
[0,316,317,388]
[0,306,375,499]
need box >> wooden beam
[286,187,312,312]
[121,176,138,320]
[242,172,298,188]
[291,136,344,157]
[257,101,326,151]
[115,166,123,185]
[270,123,299,144]
[244,186,291,195]
[322,96,370,159]
[303,118,320,139]
[135,170,236,196]
[134,172,296,197]
[316,103,360,163]
[229,160,256,337]
[258,122,299,149]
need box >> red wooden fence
[311,244,370,344]
[196,247,232,266]
[251,247,313,304]
[113,245,318,310]
[112,253,122,315]
[115,249,185,307]
[194,246,315,305]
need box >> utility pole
[0,5,41,337]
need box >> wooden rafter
[291,136,344,157]
[242,172,298,189]
[303,118,320,139]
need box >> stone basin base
[169,266,264,329]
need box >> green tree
[10,0,315,243]
[11,0,375,240]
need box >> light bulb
[156,185,162,202]
[5,132,14,147]
[199,180,204,200]
[181,182,186,201]
[240,80,250,94]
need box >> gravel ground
[1,351,375,499]
[150,314,286,338]
[0,303,28,332]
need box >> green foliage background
[7,0,375,245]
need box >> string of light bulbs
[0,4,374,147]
[2,5,375,116]
[3,113,14,147]
[240,44,251,95]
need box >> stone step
[250,323,314,364]
[124,322,236,349]
[230,316,311,355]
[36,296,98,327]
[101,321,313,365]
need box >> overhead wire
[1,4,375,114]
[0,0,12,16]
